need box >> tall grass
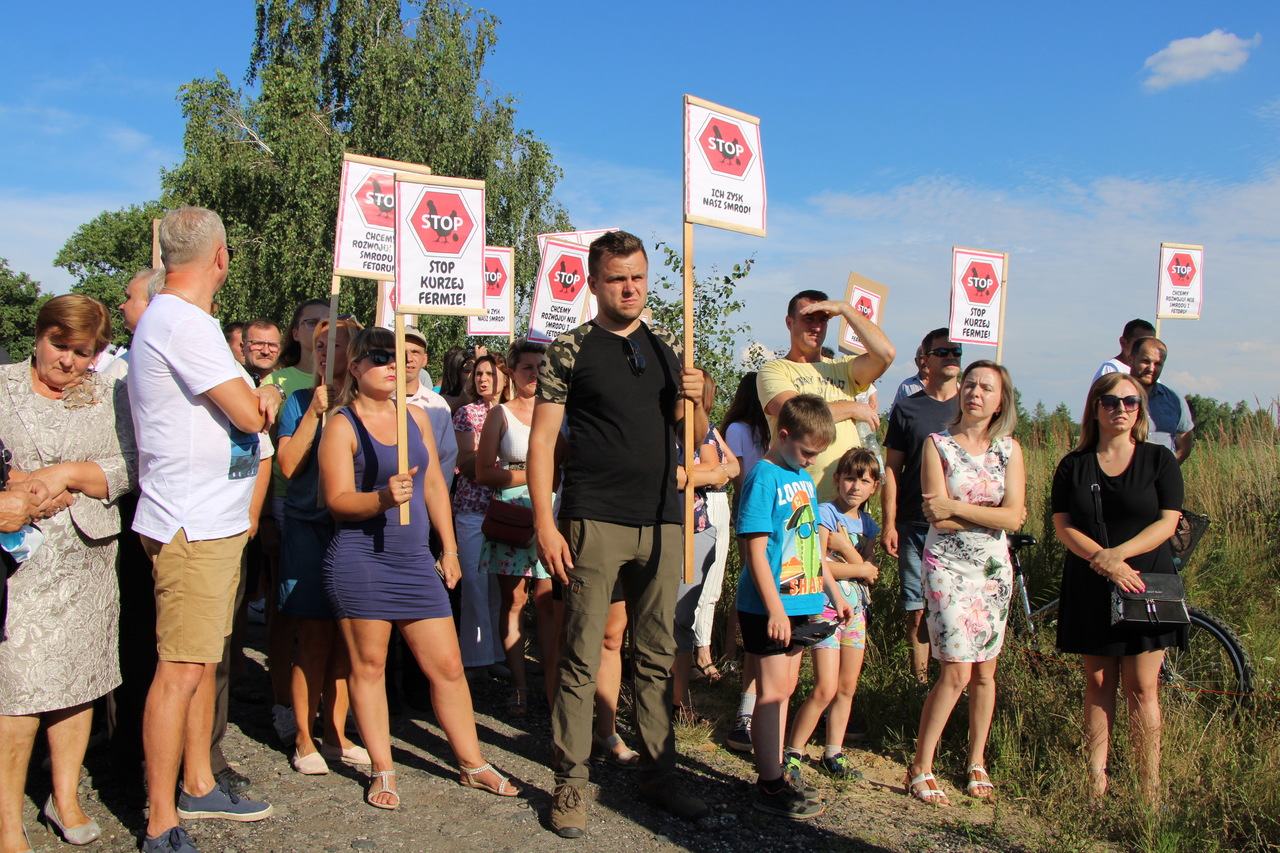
[707,420,1280,851]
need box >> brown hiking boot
[551,784,586,838]
[638,774,711,821]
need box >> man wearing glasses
[882,328,963,684]
[241,319,283,384]
[528,230,710,838]
[757,290,895,503]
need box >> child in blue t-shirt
[735,395,851,821]
[784,447,881,782]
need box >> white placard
[683,95,766,237]
[468,246,515,337]
[333,154,432,281]
[948,247,1007,347]
[393,172,486,316]
[528,239,592,344]
[536,228,618,256]
[1156,243,1203,320]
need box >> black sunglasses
[1098,394,1141,412]
[624,338,646,377]
[927,346,963,358]
[357,349,396,367]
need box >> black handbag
[1091,481,1190,627]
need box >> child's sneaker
[752,780,823,820]
[726,715,753,752]
[782,753,819,800]
[820,752,864,780]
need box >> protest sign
[528,239,592,344]
[468,246,515,338]
[1156,242,1203,321]
[393,172,485,316]
[683,95,766,237]
[333,153,432,280]
[837,274,890,355]
[536,228,618,256]
[948,247,1008,357]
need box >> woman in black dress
[1052,372,1184,804]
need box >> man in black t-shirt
[882,327,960,683]
[529,231,710,838]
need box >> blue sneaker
[820,752,864,780]
[141,826,200,853]
[177,780,273,822]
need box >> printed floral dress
[921,431,1013,663]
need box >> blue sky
[2,1,1277,415]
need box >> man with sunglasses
[882,328,962,684]
[757,290,895,504]
[528,230,711,838]
[1128,336,1195,463]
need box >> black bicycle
[1008,526,1255,711]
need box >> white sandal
[966,764,995,801]
[907,772,951,806]
[365,769,399,810]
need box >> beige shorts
[143,528,248,663]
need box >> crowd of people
[0,207,1196,849]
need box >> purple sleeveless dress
[323,407,451,620]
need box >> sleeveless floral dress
[921,431,1014,663]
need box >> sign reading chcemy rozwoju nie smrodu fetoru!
[837,273,890,355]
[333,153,433,281]
[948,246,1007,347]
[468,246,515,337]
[393,172,486,316]
[528,238,592,344]
[683,95,766,237]
[1156,242,1204,321]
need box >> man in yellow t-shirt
[757,290,895,503]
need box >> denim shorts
[897,524,928,612]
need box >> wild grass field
[708,420,1280,852]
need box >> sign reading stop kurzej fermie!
[393,172,486,316]
[948,247,1008,347]
[1156,242,1203,320]
[837,273,890,355]
[332,153,433,281]
[528,239,592,344]
[683,95,766,237]
[468,246,515,337]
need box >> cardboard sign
[837,274,890,355]
[468,246,515,337]
[1156,242,1203,320]
[528,239,592,344]
[333,153,432,281]
[393,172,486,316]
[948,247,1007,347]
[683,95,766,237]
[536,228,619,256]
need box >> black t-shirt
[883,391,959,528]
[538,321,683,525]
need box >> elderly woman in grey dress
[0,295,136,852]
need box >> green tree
[55,202,164,346]
[0,260,46,359]
[159,0,570,358]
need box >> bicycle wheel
[1160,605,1255,711]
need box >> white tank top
[498,404,532,467]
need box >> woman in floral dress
[906,361,1025,807]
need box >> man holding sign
[528,231,710,838]
[758,291,895,503]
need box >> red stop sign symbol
[547,253,587,303]
[409,189,475,257]
[1167,253,1196,288]
[961,261,999,305]
[484,257,508,297]
[854,295,874,321]
[355,171,396,227]
[697,116,754,179]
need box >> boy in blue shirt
[736,395,852,820]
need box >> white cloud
[1142,29,1262,91]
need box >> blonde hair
[948,360,1018,439]
[311,316,364,407]
[1076,372,1150,451]
[776,394,836,448]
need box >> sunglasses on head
[927,346,963,358]
[1098,394,1141,412]
[357,349,396,367]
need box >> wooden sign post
[948,247,1010,363]
[682,95,767,580]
